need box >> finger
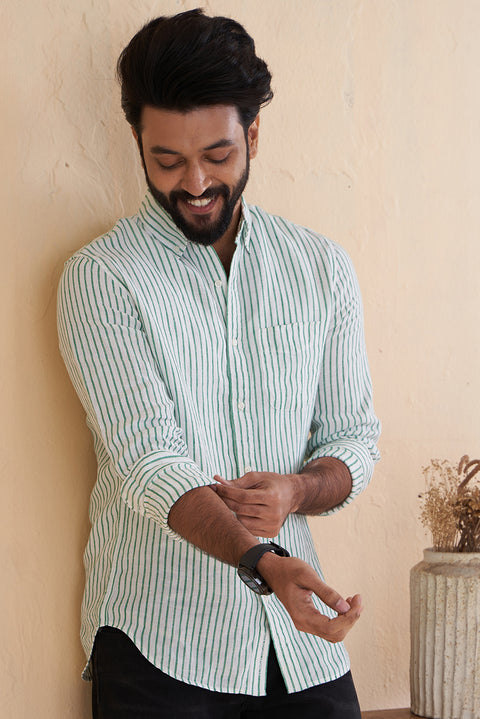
[215,484,267,506]
[222,473,264,490]
[306,576,363,618]
[217,495,265,517]
[306,577,352,615]
[213,477,264,504]
[314,612,360,642]
[347,594,363,613]
[305,600,362,640]
[335,598,351,615]
[286,593,359,642]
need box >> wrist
[237,542,290,594]
[286,473,302,513]
[292,458,353,515]
[256,550,286,591]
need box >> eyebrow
[149,139,235,155]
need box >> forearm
[169,482,362,643]
[167,485,258,565]
[292,457,352,515]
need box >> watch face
[238,566,272,595]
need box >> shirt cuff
[303,440,377,515]
[121,450,213,539]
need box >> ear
[131,126,145,162]
[247,115,260,159]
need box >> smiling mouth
[181,194,219,215]
[186,197,214,208]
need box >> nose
[180,162,210,197]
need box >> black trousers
[91,627,362,719]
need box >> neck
[213,235,236,276]
[212,201,242,276]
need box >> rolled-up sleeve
[304,244,380,513]
[57,254,212,537]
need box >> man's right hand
[168,486,362,644]
[257,552,363,643]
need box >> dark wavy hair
[117,8,273,136]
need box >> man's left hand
[213,472,299,537]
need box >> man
[58,9,380,718]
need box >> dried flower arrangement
[419,455,480,552]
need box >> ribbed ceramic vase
[410,549,480,719]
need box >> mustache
[170,186,229,204]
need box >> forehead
[140,105,245,153]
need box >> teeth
[187,197,213,207]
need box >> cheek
[145,165,175,193]
[218,163,245,187]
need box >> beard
[145,158,249,247]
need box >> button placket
[225,255,254,480]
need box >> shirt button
[231,338,238,347]
[237,401,245,411]
[244,466,252,473]
[214,279,222,288]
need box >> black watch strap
[239,542,290,570]
[237,542,290,595]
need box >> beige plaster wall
[3,1,479,716]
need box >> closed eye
[155,152,231,170]
[206,153,230,165]
[156,160,184,170]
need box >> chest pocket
[260,322,321,412]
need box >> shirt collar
[138,191,252,255]
[237,197,252,251]
[138,191,189,256]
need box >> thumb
[309,574,359,615]
[331,594,363,616]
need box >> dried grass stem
[419,456,480,552]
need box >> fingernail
[335,598,350,614]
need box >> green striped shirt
[57,191,380,695]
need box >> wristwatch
[237,542,290,595]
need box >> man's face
[136,105,259,246]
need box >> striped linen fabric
[57,191,380,695]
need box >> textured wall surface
[3,1,480,716]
